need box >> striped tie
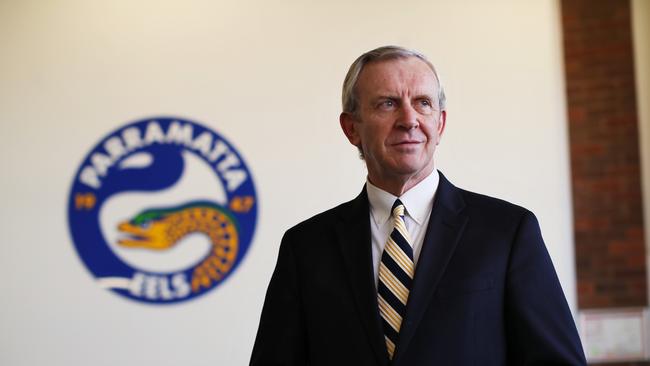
[378,199,414,360]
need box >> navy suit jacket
[251,173,586,365]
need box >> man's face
[340,57,446,190]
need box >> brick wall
[562,0,646,308]
[561,0,647,364]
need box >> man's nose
[396,103,419,129]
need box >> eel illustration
[117,201,238,292]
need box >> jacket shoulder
[451,185,538,231]
[438,171,531,220]
[460,188,529,214]
[283,194,361,239]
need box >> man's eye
[378,100,395,109]
[415,99,434,114]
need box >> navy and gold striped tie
[378,199,414,360]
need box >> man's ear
[435,110,447,145]
[340,112,361,147]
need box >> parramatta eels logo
[68,117,257,304]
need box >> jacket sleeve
[504,211,587,365]
[250,229,309,366]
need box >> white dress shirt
[366,169,440,286]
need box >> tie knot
[392,199,405,218]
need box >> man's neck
[368,166,436,197]
[368,167,436,197]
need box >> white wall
[0,1,576,365]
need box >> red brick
[561,0,647,310]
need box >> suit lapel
[393,173,469,365]
[335,188,389,366]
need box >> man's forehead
[356,57,437,96]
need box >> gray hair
[341,45,446,116]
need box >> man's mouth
[392,140,422,146]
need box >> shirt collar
[366,169,439,227]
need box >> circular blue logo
[68,117,257,304]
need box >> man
[250,46,586,365]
